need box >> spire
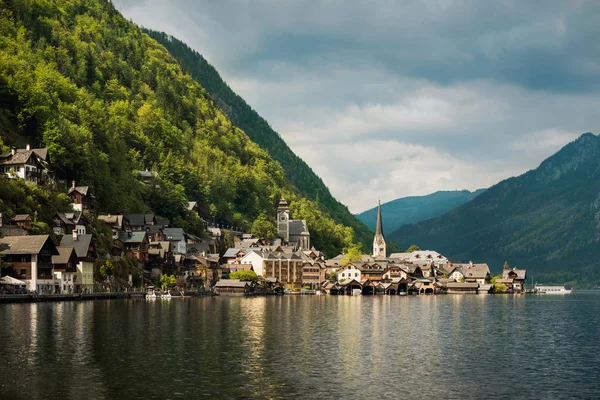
[375,200,383,237]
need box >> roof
[375,200,384,238]
[163,228,185,242]
[0,276,27,285]
[52,246,75,265]
[187,201,197,211]
[68,186,89,196]
[60,234,93,258]
[0,149,46,166]
[55,211,83,226]
[502,268,527,280]
[138,170,157,178]
[124,214,146,226]
[0,235,55,255]
[389,252,412,259]
[464,264,490,279]
[118,231,147,244]
[11,214,32,222]
[97,214,123,226]
[214,279,249,288]
[288,219,308,236]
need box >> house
[463,263,491,285]
[409,250,449,266]
[214,279,250,296]
[409,278,436,295]
[11,214,33,230]
[118,231,149,263]
[67,181,93,212]
[52,246,78,294]
[239,250,266,275]
[54,211,86,236]
[60,232,97,293]
[301,257,326,290]
[0,145,48,184]
[337,263,362,282]
[382,264,409,281]
[0,235,59,293]
[163,228,194,254]
[447,265,466,282]
[123,214,156,231]
[502,268,527,293]
[97,214,124,239]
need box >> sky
[113,0,600,213]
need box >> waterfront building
[52,246,78,293]
[60,232,97,293]
[463,263,491,285]
[501,268,527,293]
[214,279,251,296]
[0,235,58,293]
[372,200,386,259]
[263,251,304,290]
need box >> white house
[240,250,266,276]
[409,250,448,266]
[0,145,48,183]
[337,264,362,282]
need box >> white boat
[145,292,157,299]
[534,284,572,294]
[161,292,172,299]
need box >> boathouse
[214,279,250,296]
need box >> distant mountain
[389,133,600,287]
[356,190,485,233]
[142,29,385,253]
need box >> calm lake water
[1,293,600,399]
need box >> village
[0,145,528,299]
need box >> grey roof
[503,268,527,280]
[463,264,490,279]
[52,246,75,265]
[138,170,158,178]
[118,231,147,244]
[60,234,93,258]
[0,235,56,255]
[98,214,123,226]
[11,214,32,222]
[163,228,185,242]
[124,214,146,226]
[214,279,249,288]
[0,149,46,166]
[288,219,308,236]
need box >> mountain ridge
[356,189,485,233]
[389,133,600,287]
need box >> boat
[534,284,572,294]
[161,291,172,299]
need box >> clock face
[280,215,286,221]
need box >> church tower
[277,198,290,242]
[373,200,386,258]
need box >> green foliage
[491,275,507,293]
[0,0,363,257]
[341,244,362,265]
[325,271,337,282]
[229,270,258,283]
[160,274,176,288]
[407,244,421,252]
[99,260,115,280]
[250,214,277,238]
[144,29,378,253]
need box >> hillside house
[0,146,48,184]
[52,246,78,294]
[67,182,93,212]
[60,232,97,293]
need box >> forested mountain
[389,133,600,287]
[356,189,485,233]
[0,0,362,256]
[142,29,384,253]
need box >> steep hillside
[357,189,485,233]
[0,0,358,256]
[141,29,382,253]
[389,133,600,286]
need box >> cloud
[112,0,600,213]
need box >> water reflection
[1,294,600,399]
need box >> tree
[503,261,510,270]
[407,244,421,252]
[99,260,115,280]
[325,271,338,282]
[229,270,258,283]
[250,214,277,238]
[160,274,176,290]
[491,274,508,293]
[341,244,362,265]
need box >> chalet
[11,214,33,230]
[54,211,86,236]
[0,235,59,293]
[163,228,194,254]
[97,214,124,239]
[138,169,158,184]
[463,263,491,285]
[52,246,78,293]
[382,264,409,281]
[0,145,48,184]
[187,201,199,216]
[123,214,156,231]
[118,231,149,263]
[67,181,93,212]
[501,268,527,293]
[337,263,362,282]
[214,279,250,296]
[60,232,97,293]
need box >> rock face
[356,190,485,233]
[389,133,600,285]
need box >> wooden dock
[0,292,146,304]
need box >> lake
[1,293,599,399]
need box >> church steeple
[373,200,386,258]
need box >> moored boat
[534,284,572,294]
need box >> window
[20,269,26,276]
[355,273,359,278]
